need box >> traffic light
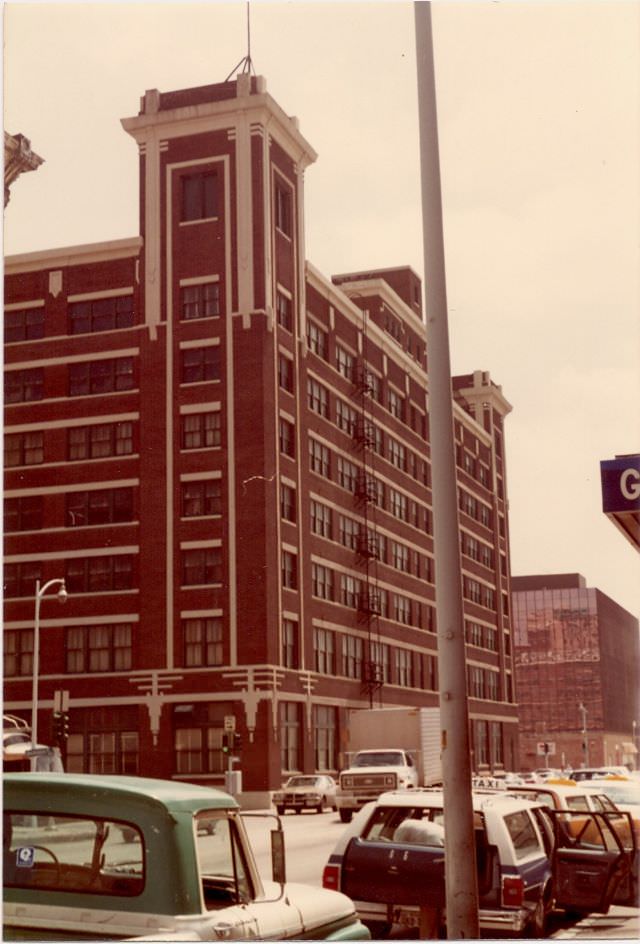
[222,733,231,754]
[52,711,69,743]
[61,711,70,740]
[233,733,242,754]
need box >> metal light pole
[414,3,479,937]
[578,702,589,767]
[31,578,68,771]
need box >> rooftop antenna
[225,2,255,80]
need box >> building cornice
[5,236,143,275]
[121,76,317,172]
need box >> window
[279,417,295,458]
[336,345,354,380]
[388,436,406,471]
[308,378,329,418]
[370,641,391,684]
[69,295,134,334]
[312,563,334,601]
[337,457,358,492]
[3,629,34,677]
[394,594,412,625]
[395,648,414,687]
[388,389,405,421]
[66,488,134,527]
[307,320,328,360]
[64,722,139,776]
[340,574,362,609]
[469,665,484,698]
[490,721,503,767]
[338,515,358,550]
[3,561,42,598]
[314,705,337,770]
[391,540,410,573]
[275,183,292,236]
[310,500,331,538]
[180,283,220,320]
[182,171,218,221]
[69,357,134,396]
[5,430,44,467]
[180,346,220,384]
[182,480,221,517]
[66,555,135,593]
[486,671,499,701]
[464,577,482,605]
[309,438,330,477]
[281,550,297,590]
[282,618,299,669]
[181,412,220,450]
[183,617,223,667]
[504,810,542,860]
[182,548,222,586]
[5,367,44,403]
[276,291,293,331]
[341,635,363,679]
[466,621,484,648]
[68,421,135,460]
[314,628,335,674]
[279,701,301,771]
[280,483,296,522]
[4,495,43,532]
[389,487,408,521]
[335,398,357,435]
[278,354,294,393]
[5,306,44,342]
[65,624,133,673]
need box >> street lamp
[578,702,589,767]
[31,578,68,771]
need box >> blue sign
[16,847,35,869]
[600,456,640,514]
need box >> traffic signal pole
[414,4,479,937]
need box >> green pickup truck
[3,773,370,941]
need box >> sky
[3,1,639,616]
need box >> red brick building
[511,573,639,772]
[4,75,518,804]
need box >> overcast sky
[4,1,639,616]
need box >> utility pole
[414,3,479,938]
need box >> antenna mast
[225,2,255,80]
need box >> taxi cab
[322,787,636,938]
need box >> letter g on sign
[620,468,640,501]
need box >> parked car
[322,786,636,938]
[273,775,338,814]
[569,766,631,781]
[582,778,640,833]
[3,773,370,941]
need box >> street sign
[53,689,70,712]
[536,741,555,756]
[25,747,51,758]
[224,715,236,733]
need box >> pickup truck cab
[3,773,370,941]
[322,787,636,938]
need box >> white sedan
[272,775,337,814]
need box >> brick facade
[4,75,519,802]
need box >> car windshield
[354,751,405,767]
[286,776,319,787]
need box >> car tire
[365,921,391,939]
[526,896,547,938]
[339,809,352,824]
[276,806,285,816]
[317,796,327,813]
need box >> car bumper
[354,901,529,934]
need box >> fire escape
[352,348,384,708]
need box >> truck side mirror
[271,825,286,886]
